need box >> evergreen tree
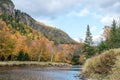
[71,47,81,65]
[84,25,93,46]
[109,20,117,48]
[24,53,30,61]
[98,41,109,53]
[109,20,120,48]
[98,19,120,53]
[83,25,95,57]
[17,51,25,61]
[72,52,80,65]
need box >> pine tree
[24,53,30,61]
[99,19,120,52]
[84,25,93,46]
[109,20,119,48]
[83,25,95,57]
[17,51,25,61]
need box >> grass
[0,61,71,67]
[82,48,120,80]
[108,55,120,80]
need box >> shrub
[1,55,5,61]
[82,49,120,80]
[17,51,30,61]
[7,55,12,61]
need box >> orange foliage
[0,20,83,63]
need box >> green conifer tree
[83,25,96,57]
[84,25,93,46]
[17,51,25,61]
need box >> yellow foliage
[0,20,82,64]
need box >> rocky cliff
[0,0,76,44]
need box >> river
[0,66,81,80]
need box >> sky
[12,0,120,43]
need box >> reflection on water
[0,66,81,80]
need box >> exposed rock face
[15,10,76,43]
[0,0,76,44]
[15,10,35,26]
[0,0,15,16]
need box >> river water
[0,66,81,80]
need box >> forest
[0,13,84,64]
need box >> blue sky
[12,0,120,43]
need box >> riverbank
[0,61,72,67]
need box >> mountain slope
[0,0,76,44]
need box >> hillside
[0,0,76,44]
[82,48,120,80]
[0,0,82,63]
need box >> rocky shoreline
[78,74,93,80]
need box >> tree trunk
[38,49,43,62]
[50,52,54,62]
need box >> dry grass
[0,61,71,67]
[108,55,120,80]
[82,48,120,80]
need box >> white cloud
[92,28,104,45]
[93,35,102,45]
[67,8,89,17]
[12,0,120,20]
[91,13,103,19]
[77,8,89,17]
[113,2,120,8]
[100,16,114,25]
[12,0,82,18]
[100,16,120,25]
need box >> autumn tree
[0,13,82,63]
[37,39,46,62]
[103,26,111,41]
[98,26,110,53]
[50,43,55,62]
[0,31,16,60]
